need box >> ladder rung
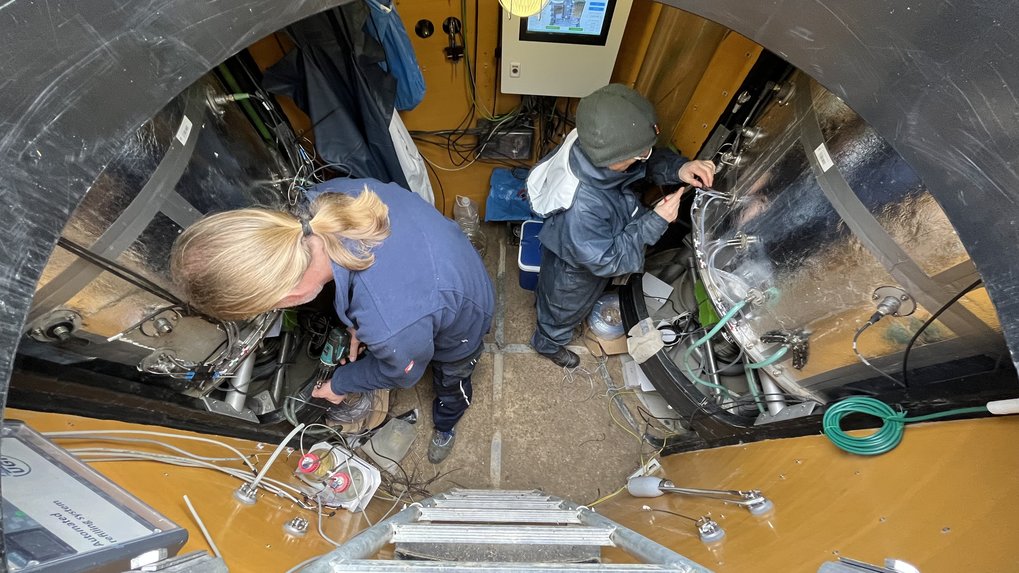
[432,499,565,510]
[320,562,683,572]
[391,524,615,546]
[438,489,550,497]
[444,489,548,498]
[417,507,582,524]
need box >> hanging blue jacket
[306,179,493,394]
[364,0,426,111]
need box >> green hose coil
[822,396,987,455]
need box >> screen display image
[520,0,617,46]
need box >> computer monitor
[500,0,633,97]
[519,0,618,47]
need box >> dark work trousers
[431,342,484,432]
[530,247,608,355]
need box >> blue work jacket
[306,179,494,394]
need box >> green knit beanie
[576,84,659,167]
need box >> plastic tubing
[744,345,789,369]
[742,346,789,414]
[249,423,305,491]
[822,396,987,455]
[682,300,748,397]
[46,430,256,473]
[183,495,222,558]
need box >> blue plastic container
[518,220,543,291]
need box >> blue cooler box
[518,220,543,291]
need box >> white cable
[183,495,222,559]
[49,435,246,464]
[300,422,337,454]
[45,430,257,472]
[70,449,311,507]
[341,455,373,526]
[377,491,406,522]
[70,450,305,499]
[316,498,344,547]
[249,423,305,491]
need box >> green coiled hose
[822,396,987,455]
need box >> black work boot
[538,347,580,369]
[428,429,456,464]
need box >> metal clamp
[283,516,309,537]
[659,482,773,515]
[696,516,725,543]
[234,483,258,505]
[628,477,774,515]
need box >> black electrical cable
[422,155,448,214]
[901,278,983,386]
[57,238,185,305]
[852,321,905,388]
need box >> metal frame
[618,277,1014,451]
[661,0,1019,373]
[0,1,349,551]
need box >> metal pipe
[686,257,724,399]
[658,482,766,507]
[270,331,294,405]
[757,369,787,416]
[224,352,256,413]
[701,339,723,397]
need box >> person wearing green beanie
[526,83,715,368]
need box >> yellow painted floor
[10,222,1019,573]
[600,416,1019,573]
[5,222,655,571]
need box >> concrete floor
[382,223,656,506]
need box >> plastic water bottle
[453,195,487,257]
[453,195,479,228]
[363,416,417,476]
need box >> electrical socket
[509,62,521,78]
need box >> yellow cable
[588,486,624,507]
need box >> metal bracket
[696,516,725,543]
[199,396,259,423]
[754,401,817,425]
[761,329,811,369]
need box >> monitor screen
[518,0,617,46]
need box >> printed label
[175,116,193,145]
[814,142,834,172]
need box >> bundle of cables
[821,396,991,455]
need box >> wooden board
[598,416,1019,572]
[7,408,396,572]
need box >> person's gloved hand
[678,159,716,188]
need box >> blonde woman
[171,178,494,463]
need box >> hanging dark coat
[263,3,409,188]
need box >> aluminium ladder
[298,488,713,572]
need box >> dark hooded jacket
[306,178,494,394]
[536,144,689,276]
